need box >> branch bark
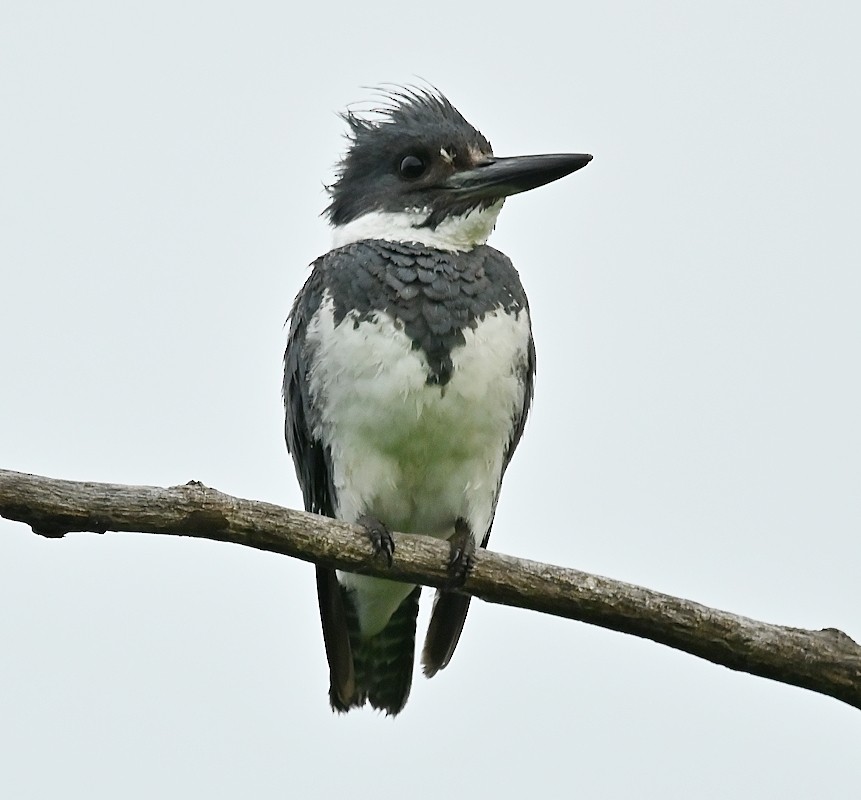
[1,467,859,710]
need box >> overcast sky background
[2,2,860,797]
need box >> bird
[283,86,591,715]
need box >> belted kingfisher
[283,87,591,715]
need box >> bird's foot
[447,518,475,588]
[357,515,395,567]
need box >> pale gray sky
[2,2,859,798]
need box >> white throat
[331,201,504,253]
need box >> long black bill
[443,152,592,201]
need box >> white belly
[304,292,531,633]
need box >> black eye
[399,154,426,180]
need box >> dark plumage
[289,239,531,386]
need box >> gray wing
[283,260,335,518]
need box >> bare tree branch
[1,467,859,710]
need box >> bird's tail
[421,590,472,677]
[317,567,420,716]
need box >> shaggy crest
[325,86,494,225]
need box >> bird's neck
[330,201,504,253]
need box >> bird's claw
[447,518,475,587]
[357,515,395,567]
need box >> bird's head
[326,87,592,252]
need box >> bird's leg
[447,518,475,587]
[356,514,395,567]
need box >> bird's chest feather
[304,293,531,536]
